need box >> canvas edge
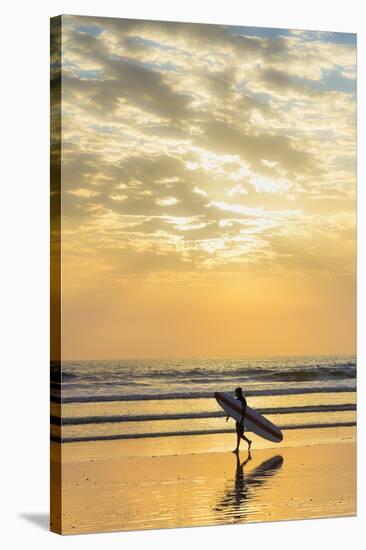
[50,14,63,536]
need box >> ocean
[50,355,356,444]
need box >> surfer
[226,387,252,452]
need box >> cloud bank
[59,16,356,289]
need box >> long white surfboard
[215,391,283,443]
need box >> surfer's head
[235,387,243,397]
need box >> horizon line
[57,351,357,363]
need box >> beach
[50,356,356,534]
[51,426,356,534]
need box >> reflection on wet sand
[59,436,355,533]
[214,452,284,523]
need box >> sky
[57,16,356,360]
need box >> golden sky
[58,16,356,360]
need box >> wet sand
[51,427,356,534]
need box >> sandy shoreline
[51,426,356,534]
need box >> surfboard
[214,391,283,443]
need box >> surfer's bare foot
[248,440,252,450]
[232,448,239,453]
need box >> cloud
[195,119,317,176]
[58,15,356,285]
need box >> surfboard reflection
[214,453,284,523]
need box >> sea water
[50,355,356,443]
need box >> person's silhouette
[227,387,252,452]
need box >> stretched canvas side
[50,15,62,535]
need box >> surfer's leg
[233,423,241,452]
[241,433,252,450]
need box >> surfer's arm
[240,398,247,424]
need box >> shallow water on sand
[57,438,356,534]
